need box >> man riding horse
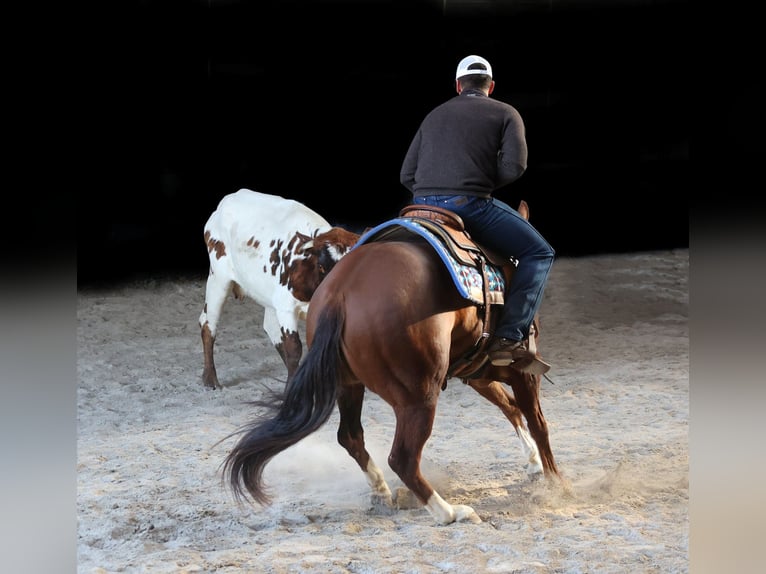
[400,54,554,374]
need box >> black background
[79,0,692,287]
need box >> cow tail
[221,301,346,506]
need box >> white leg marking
[527,327,538,354]
[424,492,481,525]
[517,426,543,476]
[363,459,394,512]
[364,459,393,500]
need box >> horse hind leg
[336,384,394,512]
[388,403,481,525]
[466,379,544,477]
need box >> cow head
[286,227,360,301]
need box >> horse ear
[517,200,530,221]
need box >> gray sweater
[400,89,528,198]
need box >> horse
[199,189,360,389]
[221,201,561,525]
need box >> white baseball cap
[455,55,493,80]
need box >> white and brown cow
[199,189,360,389]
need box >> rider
[399,54,555,374]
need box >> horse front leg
[507,372,561,479]
[389,403,481,525]
[465,379,544,477]
[336,383,394,511]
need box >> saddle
[398,205,512,269]
[356,204,542,381]
[397,204,517,381]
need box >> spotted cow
[199,188,360,389]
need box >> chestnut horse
[222,202,561,525]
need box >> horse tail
[221,301,345,506]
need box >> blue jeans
[413,195,555,342]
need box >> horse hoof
[369,493,396,515]
[393,487,422,510]
[453,504,482,524]
[527,469,544,482]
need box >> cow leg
[199,272,231,390]
[263,307,302,382]
[336,383,394,511]
[466,379,543,477]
